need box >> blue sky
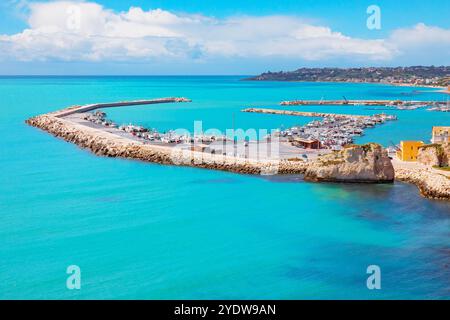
[0,0,449,75]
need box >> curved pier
[25,98,308,175]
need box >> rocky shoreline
[393,163,450,200]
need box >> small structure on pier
[292,138,321,149]
[396,141,424,161]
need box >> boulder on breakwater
[304,143,394,183]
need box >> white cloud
[0,1,448,65]
[389,23,450,49]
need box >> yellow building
[431,126,450,143]
[396,141,424,161]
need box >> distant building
[396,141,424,161]
[293,138,321,149]
[431,126,450,143]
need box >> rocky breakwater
[394,167,450,200]
[393,161,450,200]
[25,114,308,175]
[304,143,394,183]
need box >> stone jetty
[242,108,370,119]
[25,100,309,175]
[279,99,447,106]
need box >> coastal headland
[246,66,450,88]
[25,98,450,200]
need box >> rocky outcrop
[304,143,394,183]
[25,115,308,175]
[394,167,450,200]
[417,143,449,167]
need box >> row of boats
[83,111,230,144]
[396,104,450,111]
[279,99,449,112]
[83,111,117,127]
[84,109,398,151]
[278,114,397,150]
[427,106,450,112]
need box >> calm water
[0,76,449,299]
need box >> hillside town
[247,66,450,88]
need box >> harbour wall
[279,99,447,106]
[242,108,370,119]
[53,98,192,117]
[25,114,308,175]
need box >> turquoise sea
[0,76,449,299]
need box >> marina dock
[279,99,447,106]
[54,97,192,117]
[242,108,397,150]
[242,108,371,119]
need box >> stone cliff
[417,143,449,167]
[304,143,394,183]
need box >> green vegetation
[419,143,441,149]
[247,66,450,87]
[433,166,450,171]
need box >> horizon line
[0,74,254,77]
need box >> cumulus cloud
[0,1,448,65]
[389,23,450,49]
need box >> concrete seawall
[53,97,192,117]
[25,114,308,175]
[242,108,370,119]
[279,99,447,106]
